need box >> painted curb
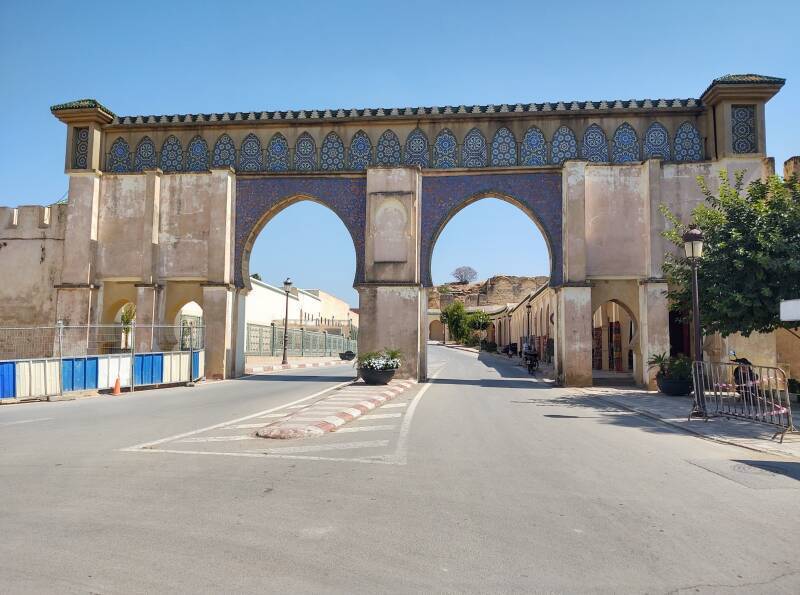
[245,360,352,375]
[256,380,415,439]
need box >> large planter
[656,374,693,396]
[359,368,396,385]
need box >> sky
[1,0,797,306]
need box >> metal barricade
[692,361,795,442]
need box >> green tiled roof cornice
[50,99,116,117]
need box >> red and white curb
[245,360,351,375]
[256,380,415,439]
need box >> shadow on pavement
[732,460,800,481]
[241,374,356,383]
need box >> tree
[466,310,491,350]
[440,301,468,342]
[120,303,136,349]
[451,266,477,284]
[660,171,800,339]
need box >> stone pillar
[357,167,425,381]
[638,280,670,388]
[556,285,593,386]
[233,288,248,377]
[134,284,160,353]
[54,172,103,355]
[202,284,235,380]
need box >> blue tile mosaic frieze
[731,104,757,154]
[104,121,706,174]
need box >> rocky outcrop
[428,275,548,309]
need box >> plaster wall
[0,205,66,326]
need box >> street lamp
[281,277,292,365]
[682,225,705,416]
[526,302,532,347]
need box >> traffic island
[255,379,415,439]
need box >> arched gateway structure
[0,74,788,386]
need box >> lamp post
[682,225,705,416]
[526,302,532,347]
[281,277,292,365]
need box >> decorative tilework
[581,124,609,162]
[421,173,563,287]
[491,127,517,167]
[732,105,757,153]
[611,123,640,163]
[235,178,367,288]
[134,137,156,171]
[550,126,577,164]
[674,121,702,162]
[72,127,89,169]
[239,133,263,172]
[320,132,345,171]
[186,135,209,171]
[107,137,130,172]
[643,122,671,161]
[433,129,457,168]
[160,135,183,172]
[349,130,372,171]
[521,127,547,166]
[294,133,317,171]
[212,134,236,168]
[403,129,429,167]
[462,128,487,168]
[376,130,401,166]
[267,133,289,171]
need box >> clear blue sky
[1,0,797,306]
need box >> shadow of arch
[420,173,562,287]
[235,177,367,290]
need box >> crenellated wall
[0,204,67,326]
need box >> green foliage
[437,285,451,294]
[120,303,136,328]
[357,349,402,370]
[251,273,262,281]
[467,310,490,332]
[483,340,498,353]
[440,301,467,341]
[660,172,800,337]
[647,352,692,381]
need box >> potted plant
[647,352,693,396]
[357,349,401,385]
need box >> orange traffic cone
[112,377,121,396]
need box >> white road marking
[335,425,396,433]
[359,413,401,420]
[381,403,407,409]
[256,413,290,419]
[228,423,269,429]
[0,417,54,427]
[392,368,440,465]
[125,447,395,464]
[119,379,354,451]
[249,440,389,454]
[177,435,255,443]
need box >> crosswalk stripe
[228,423,267,429]
[359,413,402,420]
[249,440,389,455]
[257,413,290,419]
[382,403,407,408]
[335,425,396,433]
[177,435,255,443]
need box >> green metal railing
[245,324,357,357]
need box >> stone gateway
[0,74,793,386]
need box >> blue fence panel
[192,351,200,381]
[0,362,16,399]
[134,353,164,386]
[62,357,99,392]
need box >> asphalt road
[1,346,798,594]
